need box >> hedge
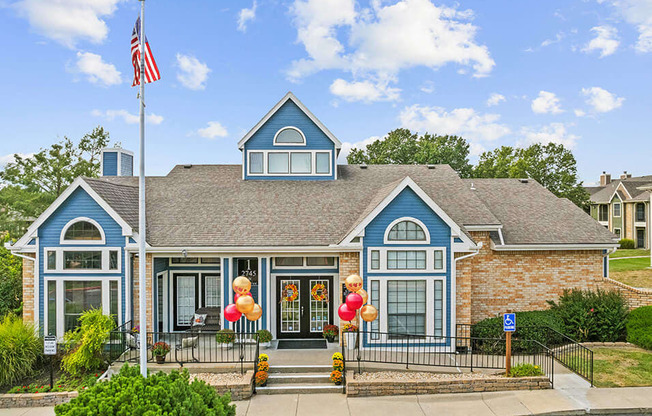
[626,305,652,350]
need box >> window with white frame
[613,203,621,217]
[64,251,102,270]
[45,248,122,273]
[268,152,289,174]
[387,220,427,242]
[367,247,446,273]
[370,250,380,270]
[274,127,305,144]
[60,218,105,244]
[247,150,332,176]
[273,257,336,268]
[387,250,427,269]
[614,228,621,238]
[387,280,426,336]
[249,152,263,174]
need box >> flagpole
[138,0,148,378]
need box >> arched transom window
[385,218,429,243]
[274,127,305,145]
[61,218,105,243]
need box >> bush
[547,289,628,342]
[323,324,338,339]
[619,239,636,249]
[0,240,23,318]
[508,363,543,377]
[61,308,115,377]
[626,305,652,350]
[0,315,41,386]
[216,329,235,344]
[256,329,272,343]
[55,365,236,416]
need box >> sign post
[44,336,57,388]
[503,313,516,376]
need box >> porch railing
[342,331,555,388]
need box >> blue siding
[362,187,452,341]
[120,153,133,176]
[243,100,336,180]
[102,152,118,176]
[38,187,126,334]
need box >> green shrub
[626,305,652,350]
[508,363,543,377]
[61,308,115,377]
[216,329,235,344]
[55,365,236,416]
[619,239,636,249]
[256,329,272,343]
[0,315,42,386]
[547,289,628,342]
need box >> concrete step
[256,384,344,395]
[269,365,333,374]
[267,373,331,385]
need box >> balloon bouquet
[338,274,378,326]
[224,276,263,322]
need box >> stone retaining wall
[0,391,78,408]
[346,374,551,397]
[209,370,254,400]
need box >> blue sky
[0,0,651,184]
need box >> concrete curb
[534,408,652,415]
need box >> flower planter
[259,342,271,349]
[325,336,335,343]
[155,355,166,364]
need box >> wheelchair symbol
[504,317,514,326]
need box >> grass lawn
[611,249,650,258]
[609,257,652,288]
[591,346,652,387]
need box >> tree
[0,235,22,317]
[474,143,590,208]
[347,129,473,177]
[0,126,110,236]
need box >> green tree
[0,126,110,236]
[474,143,590,208]
[0,236,23,317]
[347,129,473,178]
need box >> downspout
[454,242,483,263]
[11,252,36,262]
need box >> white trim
[238,92,342,149]
[12,178,133,250]
[463,224,503,231]
[44,247,122,274]
[491,242,619,251]
[59,217,106,245]
[271,256,338,269]
[339,177,476,249]
[613,202,622,218]
[273,126,306,146]
[367,247,446,274]
[139,246,354,254]
[614,227,621,238]
[246,149,333,177]
[383,217,431,245]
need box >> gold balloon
[235,294,255,314]
[245,304,262,321]
[345,274,363,293]
[360,304,378,322]
[233,276,252,295]
[357,288,368,304]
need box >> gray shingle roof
[466,178,616,245]
[587,176,652,204]
[83,165,615,247]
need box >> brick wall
[625,203,634,240]
[339,252,361,338]
[132,253,154,330]
[457,232,606,323]
[603,277,652,309]
[22,254,36,324]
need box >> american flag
[131,16,160,86]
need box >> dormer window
[61,218,105,244]
[274,127,305,145]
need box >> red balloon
[224,303,242,322]
[338,303,356,321]
[346,293,364,310]
[234,292,252,302]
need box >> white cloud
[486,93,506,107]
[531,91,563,114]
[194,121,228,139]
[72,51,121,86]
[338,135,380,162]
[399,105,511,144]
[176,54,211,90]
[13,0,124,48]
[582,25,619,57]
[288,0,494,86]
[541,31,564,47]
[237,1,257,32]
[574,109,587,117]
[420,81,435,94]
[520,123,580,148]
[581,86,624,112]
[91,109,164,125]
[597,0,652,52]
[0,153,34,167]
[329,78,401,103]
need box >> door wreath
[311,283,329,302]
[281,283,299,302]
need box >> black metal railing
[108,322,259,374]
[342,331,555,388]
[457,323,593,386]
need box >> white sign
[44,335,57,355]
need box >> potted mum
[256,329,273,348]
[216,328,236,349]
[323,324,338,343]
[151,341,170,364]
[330,370,343,385]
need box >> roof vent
[427,164,436,169]
[519,179,529,183]
[360,163,368,169]
[183,164,193,169]
[470,182,476,191]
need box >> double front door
[277,276,333,339]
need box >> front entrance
[276,276,333,339]
[637,228,646,248]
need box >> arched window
[61,218,105,244]
[274,127,305,145]
[385,218,429,243]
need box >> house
[586,171,652,248]
[7,92,618,343]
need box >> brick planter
[0,391,78,408]
[208,370,255,400]
[345,374,551,397]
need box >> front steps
[256,365,344,395]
